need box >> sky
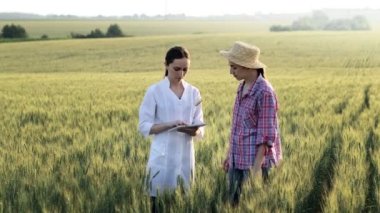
[1,0,380,17]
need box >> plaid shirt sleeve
[256,91,277,146]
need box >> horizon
[1,0,380,17]
[1,9,380,18]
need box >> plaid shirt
[228,75,282,170]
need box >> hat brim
[219,50,266,69]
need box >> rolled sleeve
[138,87,156,138]
[256,91,277,145]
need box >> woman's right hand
[149,120,187,135]
[168,120,186,128]
[223,158,229,173]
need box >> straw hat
[220,41,266,69]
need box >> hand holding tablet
[168,123,206,132]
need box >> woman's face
[228,61,257,81]
[166,58,190,81]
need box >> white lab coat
[139,77,204,196]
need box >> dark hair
[164,46,190,76]
[256,68,265,79]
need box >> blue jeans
[228,167,270,206]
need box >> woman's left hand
[177,127,200,136]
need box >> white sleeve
[192,88,205,141]
[138,86,156,138]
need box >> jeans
[228,167,270,206]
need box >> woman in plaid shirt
[220,41,282,206]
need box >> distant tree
[87,28,105,38]
[41,34,49,39]
[269,25,292,32]
[311,11,329,30]
[270,11,371,32]
[70,32,87,38]
[106,24,124,37]
[324,16,371,31]
[1,24,27,38]
[350,16,371,30]
[324,19,352,31]
[71,24,127,39]
[291,17,315,30]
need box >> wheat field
[0,22,380,212]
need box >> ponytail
[257,68,265,79]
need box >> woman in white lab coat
[138,46,204,212]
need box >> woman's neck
[244,74,259,88]
[168,76,182,87]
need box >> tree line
[70,24,124,38]
[270,11,371,32]
[0,24,124,40]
